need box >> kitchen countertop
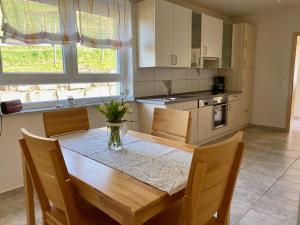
[135,91,242,105]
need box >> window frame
[0,43,124,109]
[0,0,123,86]
[0,0,132,109]
[0,43,122,86]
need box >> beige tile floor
[1,125,300,225]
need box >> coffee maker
[212,76,225,94]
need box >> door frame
[286,32,300,131]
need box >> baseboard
[0,185,24,195]
[250,123,287,132]
[197,124,250,146]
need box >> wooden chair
[19,129,118,225]
[43,107,90,137]
[151,108,191,143]
[145,131,245,225]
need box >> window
[0,44,64,73]
[0,0,132,106]
[77,45,118,74]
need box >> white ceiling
[192,0,300,17]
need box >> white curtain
[0,0,79,44]
[0,0,132,47]
[76,0,132,48]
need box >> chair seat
[144,200,222,225]
[46,206,119,225]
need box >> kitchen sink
[147,95,196,101]
[177,95,198,98]
[146,97,178,102]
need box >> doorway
[287,34,300,132]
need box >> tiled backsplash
[133,68,218,97]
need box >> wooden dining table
[23,129,198,225]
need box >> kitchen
[134,1,255,146]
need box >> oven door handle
[213,103,227,107]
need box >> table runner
[57,129,193,195]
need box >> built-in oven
[212,96,228,129]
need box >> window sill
[1,97,134,117]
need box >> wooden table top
[61,130,197,223]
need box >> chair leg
[224,212,230,225]
[23,154,36,225]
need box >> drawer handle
[204,46,208,55]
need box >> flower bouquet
[96,100,132,150]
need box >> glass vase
[106,122,125,151]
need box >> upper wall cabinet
[201,14,223,60]
[137,0,192,68]
[243,24,256,51]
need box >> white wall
[237,7,300,128]
[0,104,138,193]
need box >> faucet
[166,88,172,98]
[162,80,172,97]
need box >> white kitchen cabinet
[166,102,184,110]
[243,24,256,51]
[242,50,255,69]
[173,4,192,67]
[138,101,198,144]
[183,100,198,144]
[137,0,191,68]
[167,101,199,145]
[138,103,164,133]
[240,69,254,125]
[201,14,223,59]
[188,108,198,144]
[153,0,173,67]
[198,106,213,143]
[225,23,256,127]
[227,96,241,131]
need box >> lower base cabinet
[138,96,246,146]
[228,99,241,130]
[198,106,213,144]
[189,108,198,144]
[137,101,198,145]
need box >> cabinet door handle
[228,103,231,111]
[204,46,208,56]
[171,55,174,65]
[175,55,178,65]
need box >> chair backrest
[179,132,244,225]
[19,129,79,225]
[151,108,191,143]
[43,107,90,137]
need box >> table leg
[22,154,36,225]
